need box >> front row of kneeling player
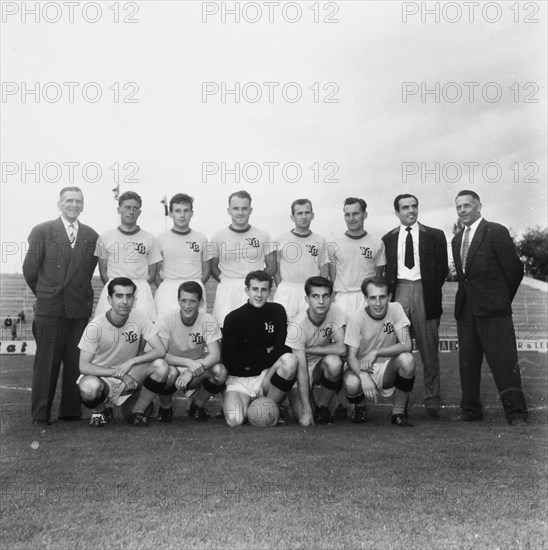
[77,271,415,428]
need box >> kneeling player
[78,277,167,427]
[343,277,415,426]
[155,281,226,422]
[222,270,298,427]
[287,276,347,426]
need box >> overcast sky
[1,1,546,273]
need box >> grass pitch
[1,352,547,549]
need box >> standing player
[273,199,328,322]
[328,198,386,317]
[154,194,211,315]
[382,194,448,418]
[77,277,167,427]
[23,186,98,424]
[94,191,162,320]
[222,271,298,426]
[343,277,415,426]
[155,281,227,422]
[286,276,347,425]
[209,190,276,326]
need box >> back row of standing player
[94,190,390,325]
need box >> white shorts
[225,370,269,399]
[95,279,157,321]
[273,281,306,323]
[359,358,394,398]
[213,278,248,326]
[154,279,206,316]
[77,374,134,406]
[333,290,365,318]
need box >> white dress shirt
[397,223,421,281]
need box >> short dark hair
[245,270,273,289]
[170,193,194,212]
[118,191,142,207]
[59,186,83,198]
[456,190,480,202]
[394,194,418,212]
[361,276,389,297]
[228,190,252,205]
[304,276,333,296]
[107,277,137,296]
[344,197,367,212]
[291,198,313,215]
[178,281,203,301]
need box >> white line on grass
[0,384,31,391]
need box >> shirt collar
[399,222,418,233]
[60,216,79,231]
[466,217,483,232]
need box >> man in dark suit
[23,187,99,425]
[382,194,448,417]
[451,190,528,425]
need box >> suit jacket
[451,219,523,319]
[23,217,99,319]
[382,222,448,320]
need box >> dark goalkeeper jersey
[222,302,291,377]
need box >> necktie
[461,227,471,268]
[68,224,76,249]
[404,227,414,269]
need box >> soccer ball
[120,391,154,422]
[247,397,279,427]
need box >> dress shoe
[58,416,82,422]
[507,416,528,426]
[450,411,483,422]
[32,419,51,426]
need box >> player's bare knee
[324,355,343,378]
[343,372,361,395]
[79,376,108,409]
[397,352,415,377]
[78,375,102,400]
[151,358,170,381]
[278,353,298,378]
[211,363,228,383]
[165,366,179,388]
